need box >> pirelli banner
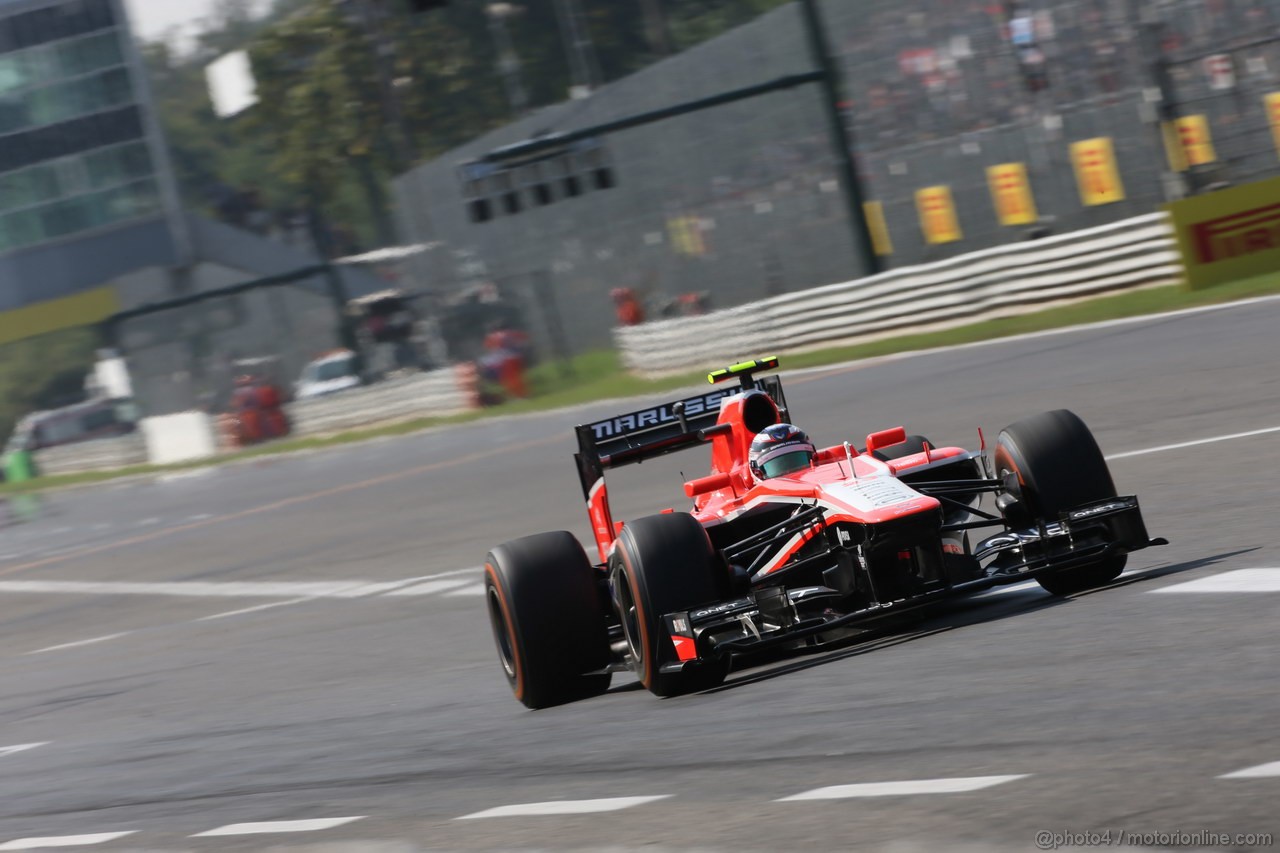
[1166,175,1280,291]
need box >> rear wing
[573,357,788,562]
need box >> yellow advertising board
[1267,93,1280,159]
[986,162,1038,226]
[666,215,706,256]
[1070,137,1126,206]
[1165,174,1280,290]
[0,286,120,346]
[1163,115,1217,170]
[915,185,962,244]
[863,200,893,256]
[1161,121,1188,173]
[1178,115,1216,166]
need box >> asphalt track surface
[1,299,1278,852]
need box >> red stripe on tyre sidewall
[485,563,525,702]
[617,544,654,690]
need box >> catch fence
[396,0,1277,353]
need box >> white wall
[141,412,219,465]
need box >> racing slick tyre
[612,513,731,698]
[484,532,612,709]
[994,410,1126,596]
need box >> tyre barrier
[455,361,482,410]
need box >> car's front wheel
[484,531,612,709]
[611,513,731,697]
[994,409,1126,596]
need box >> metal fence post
[305,203,364,370]
[797,0,881,277]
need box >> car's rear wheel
[484,531,612,709]
[612,513,731,697]
[994,410,1126,596]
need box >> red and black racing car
[484,357,1164,708]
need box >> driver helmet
[749,423,816,481]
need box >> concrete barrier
[287,365,476,437]
[33,434,148,476]
[141,412,219,465]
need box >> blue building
[0,0,185,323]
[0,0,385,416]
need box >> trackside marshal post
[1165,175,1280,291]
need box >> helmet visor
[758,449,812,479]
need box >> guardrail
[18,367,478,479]
[615,212,1182,377]
[33,434,148,477]
[287,365,477,437]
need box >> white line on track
[0,579,433,599]
[0,743,48,758]
[0,568,484,602]
[0,832,137,850]
[1107,425,1280,460]
[777,775,1029,801]
[196,596,319,621]
[1151,569,1280,594]
[445,583,486,597]
[155,469,214,484]
[410,566,482,580]
[1220,761,1280,779]
[326,580,429,597]
[192,817,366,836]
[458,795,671,819]
[385,579,471,596]
[26,633,131,655]
[0,580,364,598]
[191,575,480,620]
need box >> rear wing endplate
[573,358,788,562]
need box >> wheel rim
[487,584,517,680]
[614,569,645,670]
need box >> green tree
[0,329,100,448]
[140,0,795,251]
[663,0,792,51]
[247,1,396,244]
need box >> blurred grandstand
[394,0,1280,354]
[845,1,1278,147]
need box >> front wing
[657,496,1164,673]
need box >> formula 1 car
[484,357,1165,708]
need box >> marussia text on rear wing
[573,357,788,562]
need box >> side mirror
[684,472,732,499]
[814,445,846,465]
[866,427,907,454]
